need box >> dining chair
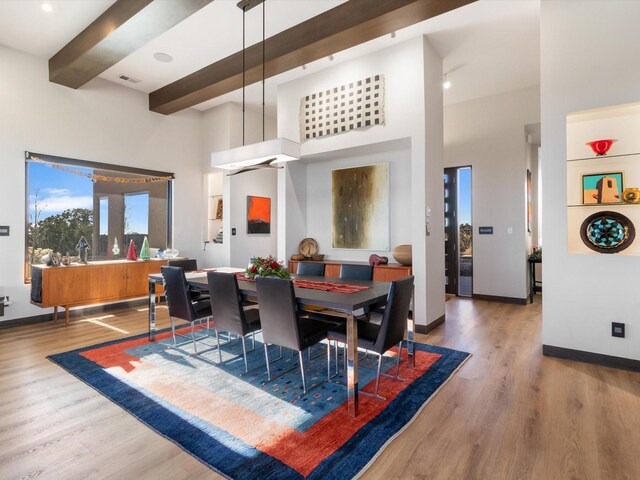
[167,258,198,271]
[167,258,209,302]
[161,266,213,354]
[339,264,373,281]
[326,275,414,400]
[339,263,379,320]
[296,261,325,276]
[207,271,261,372]
[255,276,335,393]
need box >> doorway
[444,166,472,296]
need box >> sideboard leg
[53,306,58,323]
[64,306,70,326]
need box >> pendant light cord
[262,1,265,142]
[242,5,246,146]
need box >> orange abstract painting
[247,196,271,234]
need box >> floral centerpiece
[245,255,290,279]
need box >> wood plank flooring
[1,297,639,479]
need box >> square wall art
[582,172,623,204]
[300,74,385,141]
[247,196,271,234]
[332,164,389,249]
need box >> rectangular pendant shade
[211,138,300,170]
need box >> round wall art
[580,210,635,253]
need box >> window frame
[24,151,174,283]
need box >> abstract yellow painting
[332,164,389,249]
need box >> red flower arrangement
[245,255,290,279]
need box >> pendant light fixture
[212,0,300,174]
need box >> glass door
[444,166,473,296]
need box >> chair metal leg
[241,336,248,373]
[344,344,347,374]
[379,343,406,382]
[374,354,383,397]
[191,322,197,354]
[327,341,331,381]
[298,351,307,394]
[215,328,222,363]
[327,341,340,380]
[264,343,272,380]
[170,316,177,345]
[252,331,255,350]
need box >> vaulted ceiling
[0,0,540,116]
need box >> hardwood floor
[1,297,639,479]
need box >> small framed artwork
[213,195,223,220]
[247,196,271,234]
[582,172,623,204]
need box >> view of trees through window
[26,154,171,280]
[124,192,150,254]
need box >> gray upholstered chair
[255,276,335,393]
[207,271,261,372]
[161,266,212,354]
[327,275,414,400]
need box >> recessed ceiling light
[442,74,451,90]
[153,52,173,63]
[40,3,53,12]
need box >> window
[99,196,108,256]
[25,152,173,281]
[124,191,150,250]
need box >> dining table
[147,267,415,418]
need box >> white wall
[0,46,204,322]
[444,86,540,300]
[276,36,445,328]
[201,102,278,268]
[422,38,446,325]
[201,104,233,267]
[541,0,640,360]
[228,168,279,268]
[302,144,412,261]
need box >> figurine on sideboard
[76,236,91,264]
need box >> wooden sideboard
[31,259,168,325]
[288,260,411,282]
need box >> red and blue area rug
[48,328,469,479]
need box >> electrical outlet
[612,322,625,338]
[232,228,236,236]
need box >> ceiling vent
[118,74,141,84]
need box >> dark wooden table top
[188,275,390,314]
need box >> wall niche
[567,101,640,255]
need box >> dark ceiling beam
[149,0,475,115]
[49,0,213,89]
